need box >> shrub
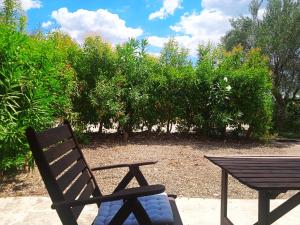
[0,27,76,172]
[194,45,273,138]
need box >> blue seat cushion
[94,193,174,225]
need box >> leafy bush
[279,101,300,138]
[0,27,76,172]
[194,45,273,138]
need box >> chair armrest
[91,160,158,171]
[51,184,165,209]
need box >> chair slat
[72,180,96,220]
[36,124,72,148]
[44,139,76,163]
[64,169,92,200]
[57,159,86,191]
[51,150,81,178]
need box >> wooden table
[205,156,300,225]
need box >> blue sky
[0,0,262,56]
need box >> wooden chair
[26,120,183,225]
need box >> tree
[0,0,27,32]
[159,38,193,133]
[72,36,116,131]
[115,39,151,136]
[222,0,300,131]
[195,45,273,138]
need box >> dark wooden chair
[26,120,183,225]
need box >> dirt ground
[1,134,300,199]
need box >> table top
[205,156,300,191]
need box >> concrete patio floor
[0,197,299,225]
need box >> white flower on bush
[226,85,232,91]
[224,77,228,82]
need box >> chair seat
[94,193,174,225]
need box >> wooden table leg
[221,169,228,225]
[258,191,270,225]
[254,191,300,225]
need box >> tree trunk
[167,107,171,134]
[147,125,152,134]
[246,125,252,138]
[274,92,287,131]
[272,68,288,131]
[123,131,129,143]
[98,121,103,134]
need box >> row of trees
[1,0,298,172]
[73,38,272,139]
[0,26,273,171]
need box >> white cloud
[201,0,251,16]
[149,0,182,20]
[257,8,266,20]
[148,36,169,48]
[0,0,41,11]
[148,9,231,57]
[170,10,231,43]
[21,0,41,10]
[41,21,52,28]
[51,8,143,44]
[147,0,263,56]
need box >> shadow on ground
[85,132,298,151]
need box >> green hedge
[72,39,273,139]
[0,29,273,172]
[0,27,76,172]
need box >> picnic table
[205,156,300,225]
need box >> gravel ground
[1,135,300,199]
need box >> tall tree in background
[222,0,300,131]
[0,0,27,31]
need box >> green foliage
[0,0,26,31]
[70,37,272,139]
[0,27,76,172]
[222,0,300,131]
[71,36,117,130]
[279,100,300,137]
[193,45,273,138]
[0,26,275,173]
[158,39,194,133]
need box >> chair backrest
[26,120,102,225]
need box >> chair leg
[131,199,152,225]
[258,191,270,225]
[130,166,149,186]
[113,171,134,193]
[108,200,133,225]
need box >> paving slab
[0,197,300,225]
